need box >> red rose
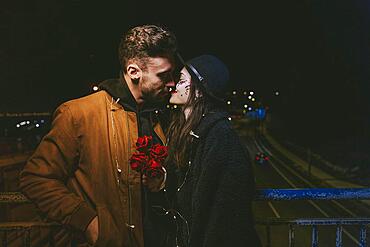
[129,152,148,173]
[143,159,164,178]
[136,135,153,152]
[149,158,162,169]
[150,144,168,162]
[130,135,168,178]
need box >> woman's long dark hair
[165,72,225,168]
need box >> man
[20,24,177,247]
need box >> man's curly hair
[118,24,177,72]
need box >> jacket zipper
[111,109,121,185]
[110,98,134,245]
[152,113,166,146]
[125,111,135,245]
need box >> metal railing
[0,192,63,246]
[255,188,370,247]
[0,222,61,247]
[1,189,370,246]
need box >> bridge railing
[1,188,370,246]
[254,188,370,247]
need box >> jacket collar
[192,111,229,138]
[98,74,165,113]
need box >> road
[233,119,370,246]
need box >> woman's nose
[165,80,175,87]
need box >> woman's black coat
[160,111,262,247]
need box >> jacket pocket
[94,206,122,247]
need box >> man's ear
[126,63,142,82]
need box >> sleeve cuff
[68,202,97,232]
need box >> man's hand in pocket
[85,216,99,245]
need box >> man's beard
[142,90,169,105]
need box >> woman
[161,54,261,247]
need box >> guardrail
[1,188,370,246]
[254,188,370,247]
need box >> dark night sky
[1,0,370,142]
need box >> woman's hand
[142,169,166,192]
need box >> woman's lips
[169,88,177,94]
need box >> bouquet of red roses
[129,135,168,178]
